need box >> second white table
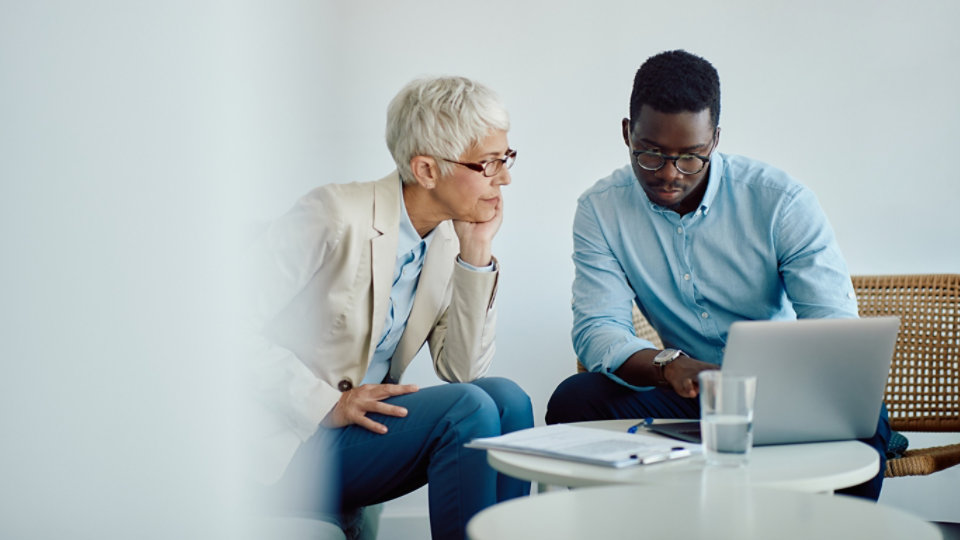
[467,483,940,540]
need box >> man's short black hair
[629,50,721,129]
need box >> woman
[250,76,532,540]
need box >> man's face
[622,106,718,215]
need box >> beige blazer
[247,172,498,483]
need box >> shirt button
[701,312,709,319]
[677,227,683,234]
[847,292,855,299]
[683,273,691,281]
[337,379,354,392]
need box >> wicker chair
[577,304,662,373]
[852,274,960,477]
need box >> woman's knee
[471,377,533,432]
[472,377,531,413]
[443,383,501,432]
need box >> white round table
[487,420,879,493]
[467,483,940,540]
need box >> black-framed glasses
[441,148,517,177]
[631,148,710,175]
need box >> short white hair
[386,76,510,184]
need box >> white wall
[1,2,244,539]
[2,1,958,538]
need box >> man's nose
[655,159,683,182]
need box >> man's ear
[409,156,439,189]
[621,118,631,147]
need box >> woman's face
[433,129,512,223]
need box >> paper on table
[465,424,701,468]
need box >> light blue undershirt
[362,187,495,385]
[571,152,858,390]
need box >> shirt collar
[643,152,724,216]
[698,151,723,214]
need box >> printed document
[466,424,700,468]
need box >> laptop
[647,317,900,446]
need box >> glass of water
[698,371,757,467]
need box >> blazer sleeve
[428,259,499,383]
[243,188,343,447]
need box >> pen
[627,417,654,434]
[639,446,692,464]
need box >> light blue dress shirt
[572,152,858,390]
[362,187,495,386]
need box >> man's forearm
[613,349,662,387]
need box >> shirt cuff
[603,339,657,392]
[456,255,496,273]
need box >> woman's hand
[322,383,420,434]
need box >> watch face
[655,349,680,365]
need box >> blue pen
[627,417,654,434]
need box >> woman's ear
[409,156,439,189]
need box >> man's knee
[545,373,608,424]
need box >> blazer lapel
[366,173,402,364]
[390,221,457,378]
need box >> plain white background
[1,1,957,538]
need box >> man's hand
[322,383,419,434]
[453,198,503,267]
[664,356,718,398]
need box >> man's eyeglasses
[441,148,517,177]
[631,149,710,175]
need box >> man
[545,50,889,500]
[249,76,532,539]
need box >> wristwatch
[652,348,685,386]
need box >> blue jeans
[273,377,532,540]
[545,372,890,500]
